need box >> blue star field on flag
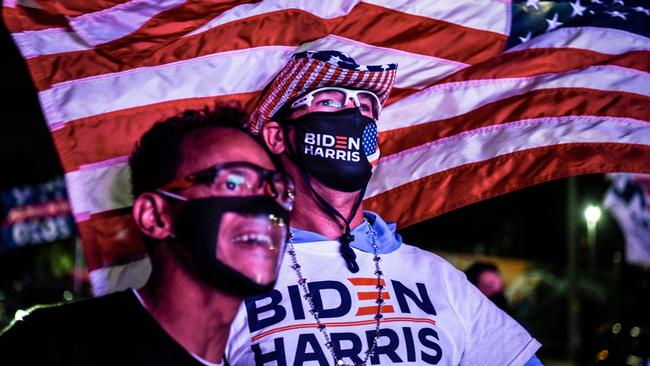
[508,0,650,48]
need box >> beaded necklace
[287,219,385,366]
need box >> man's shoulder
[42,290,133,317]
[1,291,200,365]
[1,290,137,337]
[391,242,456,269]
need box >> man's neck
[285,159,366,239]
[139,251,241,363]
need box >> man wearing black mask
[0,105,294,365]
[227,51,543,366]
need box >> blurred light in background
[597,349,609,361]
[585,205,602,227]
[14,309,29,321]
[63,290,74,301]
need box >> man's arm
[446,267,541,365]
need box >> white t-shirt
[226,240,540,365]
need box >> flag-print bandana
[247,50,398,135]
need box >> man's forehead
[297,86,363,96]
[177,127,272,175]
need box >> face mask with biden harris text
[283,108,379,193]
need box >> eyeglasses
[289,87,382,119]
[157,161,295,211]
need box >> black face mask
[284,108,379,192]
[173,195,290,297]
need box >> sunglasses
[157,161,295,211]
[289,87,382,119]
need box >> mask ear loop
[281,119,363,273]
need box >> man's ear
[261,121,287,154]
[133,192,174,240]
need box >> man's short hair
[129,104,248,198]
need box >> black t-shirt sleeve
[0,315,53,364]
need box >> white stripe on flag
[12,28,91,58]
[297,34,468,89]
[68,0,187,47]
[89,257,151,296]
[66,161,132,218]
[367,116,650,197]
[362,0,510,35]
[377,65,650,132]
[509,26,650,54]
[39,46,296,130]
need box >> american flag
[3,0,649,295]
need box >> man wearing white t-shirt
[226,50,543,365]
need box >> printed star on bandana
[329,55,342,65]
[612,0,624,5]
[632,6,650,16]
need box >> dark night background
[1,15,648,366]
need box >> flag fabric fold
[3,0,649,294]
[604,173,650,267]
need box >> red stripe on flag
[380,89,650,157]
[52,93,259,171]
[439,48,650,84]
[335,3,507,65]
[97,0,259,59]
[385,87,420,106]
[2,5,69,32]
[36,0,130,18]
[365,143,650,227]
[77,210,145,271]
